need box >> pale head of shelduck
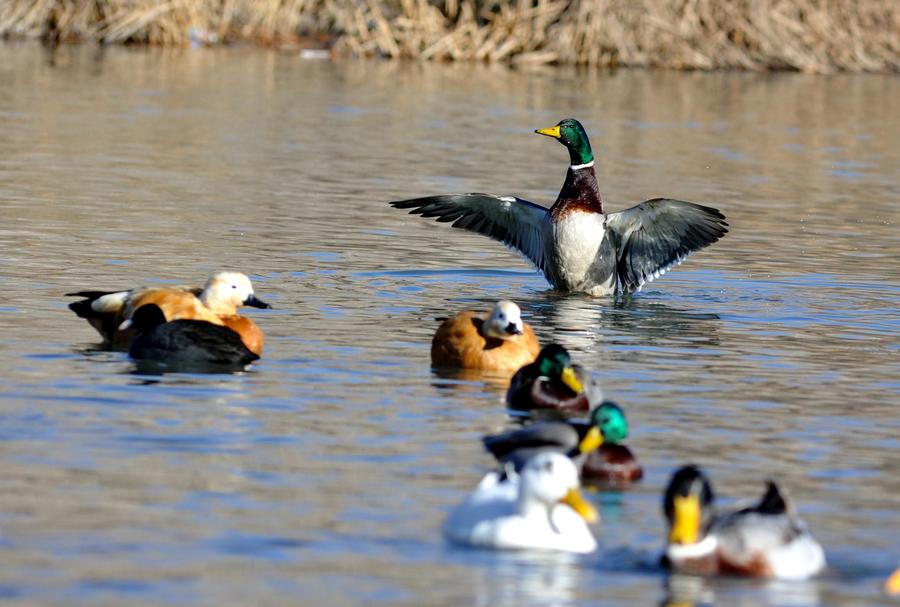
[200,272,271,315]
[482,301,525,339]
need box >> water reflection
[469,551,584,607]
[661,573,823,607]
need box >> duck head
[663,465,715,546]
[482,300,524,339]
[579,401,629,454]
[535,344,583,394]
[130,304,168,334]
[519,451,598,523]
[201,272,271,313]
[536,118,595,167]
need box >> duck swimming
[506,344,597,414]
[443,451,598,553]
[484,401,643,484]
[662,465,826,579]
[67,271,270,355]
[390,118,727,296]
[128,304,259,369]
[431,300,540,372]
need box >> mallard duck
[662,465,826,579]
[506,344,597,413]
[443,451,598,553]
[128,304,259,369]
[431,300,540,372]
[484,401,642,484]
[390,118,728,296]
[67,271,270,355]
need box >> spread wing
[606,198,728,293]
[389,194,550,274]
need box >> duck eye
[231,285,237,289]
[543,460,554,473]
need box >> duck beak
[887,567,900,595]
[561,488,598,523]
[244,294,271,309]
[578,426,604,454]
[560,366,583,393]
[505,322,522,335]
[670,494,702,545]
[535,125,561,139]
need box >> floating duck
[506,344,597,414]
[662,465,826,579]
[484,401,643,484]
[128,304,259,369]
[67,271,270,355]
[390,118,728,296]
[431,300,540,372]
[443,451,598,553]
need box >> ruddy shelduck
[431,301,539,372]
[67,272,270,355]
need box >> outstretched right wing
[390,193,550,274]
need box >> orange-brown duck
[431,300,539,372]
[67,271,270,355]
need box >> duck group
[67,271,270,370]
[64,118,849,587]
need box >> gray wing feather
[606,198,728,293]
[390,194,550,274]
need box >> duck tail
[756,480,789,515]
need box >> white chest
[551,212,607,284]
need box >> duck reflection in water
[661,573,822,607]
[467,551,583,607]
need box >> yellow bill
[560,366,583,394]
[670,494,701,544]
[535,125,561,139]
[561,488,599,523]
[578,426,604,454]
[886,567,900,595]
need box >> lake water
[0,42,898,606]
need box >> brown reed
[1,0,897,73]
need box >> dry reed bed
[1,0,898,73]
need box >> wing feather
[606,198,728,293]
[390,194,550,274]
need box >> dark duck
[128,304,260,370]
[390,118,728,296]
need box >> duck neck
[550,165,604,216]
[200,294,237,316]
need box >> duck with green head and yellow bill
[506,344,597,414]
[662,465,826,579]
[482,401,641,484]
[390,118,728,296]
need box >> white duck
[443,452,598,553]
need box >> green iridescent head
[535,118,594,166]
[535,344,583,394]
[589,401,628,444]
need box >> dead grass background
[1,0,897,73]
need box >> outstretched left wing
[606,198,728,293]
[389,193,550,274]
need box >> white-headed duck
[662,465,826,579]
[391,118,728,296]
[443,451,598,553]
[67,271,270,355]
[431,300,539,372]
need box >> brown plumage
[581,444,644,485]
[431,301,539,372]
[67,271,270,356]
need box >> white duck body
[443,453,598,554]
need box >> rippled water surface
[1,43,898,606]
